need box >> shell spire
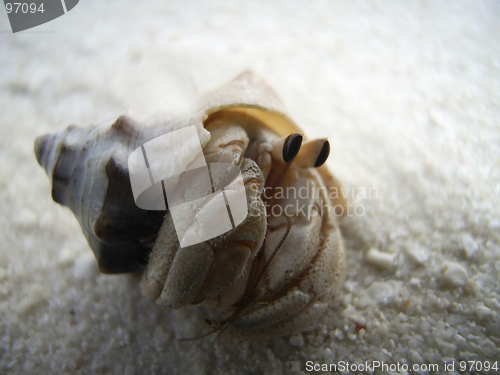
[35,116,166,273]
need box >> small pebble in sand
[405,244,429,265]
[475,305,492,320]
[288,333,304,347]
[461,233,478,258]
[441,261,468,288]
[365,248,395,269]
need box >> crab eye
[283,133,303,162]
[314,140,330,167]
[271,132,303,163]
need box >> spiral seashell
[34,71,305,273]
[35,117,162,272]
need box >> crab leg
[232,287,311,330]
[230,220,345,339]
[141,124,269,312]
[231,300,329,340]
[157,241,214,308]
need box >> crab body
[34,72,346,339]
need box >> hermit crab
[34,71,346,340]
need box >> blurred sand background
[1,1,499,374]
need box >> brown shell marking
[35,116,165,273]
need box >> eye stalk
[271,132,303,163]
[294,139,330,168]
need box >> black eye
[283,133,303,162]
[314,140,330,167]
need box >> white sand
[1,1,499,374]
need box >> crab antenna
[271,133,303,163]
[294,139,330,168]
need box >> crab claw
[294,139,330,168]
